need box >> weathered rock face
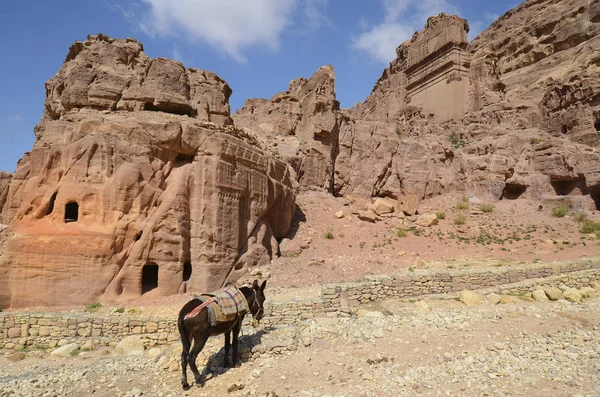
[352,14,470,124]
[233,66,339,190]
[0,171,11,224]
[468,0,600,145]
[0,35,297,309]
[45,34,233,125]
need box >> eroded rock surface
[0,35,297,309]
[0,171,11,224]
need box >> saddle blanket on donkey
[184,284,250,325]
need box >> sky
[0,0,517,173]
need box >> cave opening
[64,201,79,223]
[501,184,527,200]
[183,262,192,282]
[550,179,589,196]
[141,264,159,294]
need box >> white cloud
[171,46,188,64]
[10,114,23,123]
[353,0,461,64]
[302,0,334,32]
[138,0,298,63]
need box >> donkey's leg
[180,331,192,390]
[224,330,231,368]
[189,331,210,387]
[232,321,242,367]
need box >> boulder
[279,238,303,257]
[562,288,582,303]
[115,335,145,356]
[357,210,377,223]
[531,289,549,302]
[485,293,501,305]
[416,213,438,227]
[370,198,395,215]
[458,290,484,306]
[51,343,79,358]
[543,287,564,301]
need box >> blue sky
[0,0,516,173]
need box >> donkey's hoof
[182,383,191,391]
[196,382,204,388]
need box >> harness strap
[183,297,215,320]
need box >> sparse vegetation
[396,228,407,238]
[479,203,495,213]
[324,227,334,240]
[552,204,570,218]
[579,221,600,234]
[530,137,542,144]
[338,232,345,238]
[115,307,125,313]
[449,131,466,149]
[436,211,446,220]
[86,302,102,313]
[456,201,469,210]
[454,214,467,225]
[574,211,588,223]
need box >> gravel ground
[1,295,599,397]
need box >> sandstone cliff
[233,66,339,190]
[0,171,11,224]
[0,35,297,308]
[468,0,600,145]
[236,2,600,213]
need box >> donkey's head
[250,280,267,323]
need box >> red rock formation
[0,35,297,309]
[233,65,339,190]
[0,171,10,224]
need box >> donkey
[177,280,267,389]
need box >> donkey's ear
[260,280,267,291]
[252,280,259,289]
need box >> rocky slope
[236,0,600,212]
[0,35,297,309]
[0,171,10,224]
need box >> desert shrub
[436,211,446,220]
[86,302,103,313]
[115,307,125,313]
[552,204,570,218]
[573,211,588,223]
[530,138,542,144]
[454,214,467,225]
[479,203,495,213]
[449,132,466,149]
[324,227,334,240]
[456,201,469,210]
[396,228,407,238]
[580,221,600,234]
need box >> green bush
[324,227,334,240]
[86,302,103,313]
[454,214,467,225]
[530,138,542,145]
[552,204,570,218]
[456,201,469,210]
[580,221,600,234]
[115,307,125,313]
[574,211,588,223]
[436,211,446,220]
[479,203,495,213]
[396,228,407,238]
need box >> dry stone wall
[2,261,598,349]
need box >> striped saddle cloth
[184,284,249,325]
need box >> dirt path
[2,296,599,397]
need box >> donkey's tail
[178,299,201,352]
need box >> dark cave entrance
[591,186,600,211]
[501,184,527,200]
[183,262,192,282]
[550,178,589,196]
[141,264,159,294]
[64,201,79,223]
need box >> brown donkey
[177,280,266,389]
